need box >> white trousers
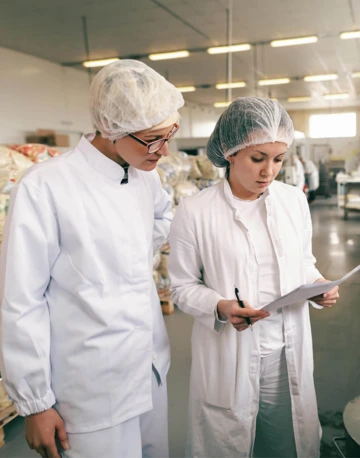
[62,368,169,458]
[253,347,297,458]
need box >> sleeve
[300,191,324,284]
[169,200,226,333]
[0,181,60,416]
[152,171,173,253]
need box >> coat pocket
[191,323,237,409]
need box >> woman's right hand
[217,299,270,331]
[25,408,69,458]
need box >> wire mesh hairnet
[89,60,184,141]
[206,97,294,167]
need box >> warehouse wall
[0,47,91,145]
[1,45,360,170]
[0,47,221,147]
[289,108,360,171]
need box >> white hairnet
[89,60,184,141]
[206,97,294,167]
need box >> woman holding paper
[169,97,339,458]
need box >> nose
[261,161,273,178]
[157,141,170,157]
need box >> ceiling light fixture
[176,86,196,92]
[214,101,232,107]
[271,36,318,47]
[148,50,190,61]
[207,44,251,54]
[340,31,360,39]
[82,58,119,68]
[287,96,312,102]
[216,81,246,89]
[323,93,349,100]
[304,74,338,82]
[258,78,290,86]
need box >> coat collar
[77,133,126,182]
[223,179,271,213]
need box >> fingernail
[323,294,327,298]
[63,442,70,450]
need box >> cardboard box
[25,130,69,147]
[53,134,69,147]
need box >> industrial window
[309,112,356,138]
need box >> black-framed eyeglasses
[127,123,179,154]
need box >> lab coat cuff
[308,300,323,310]
[14,390,56,417]
[213,297,227,333]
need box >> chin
[136,161,158,172]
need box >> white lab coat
[0,135,172,433]
[304,160,319,191]
[294,156,305,190]
[169,179,322,458]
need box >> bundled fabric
[189,156,202,179]
[0,146,33,193]
[89,60,184,141]
[196,156,219,180]
[207,97,294,168]
[174,181,199,205]
[156,152,191,187]
[14,144,62,163]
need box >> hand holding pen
[217,293,269,332]
[234,287,253,331]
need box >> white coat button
[153,352,157,360]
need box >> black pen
[234,286,253,331]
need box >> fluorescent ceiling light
[323,93,349,100]
[82,58,119,68]
[214,101,232,107]
[216,81,246,89]
[207,44,251,54]
[304,74,338,82]
[288,96,312,102]
[352,72,360,78]
[271,36,318,47]
[176,86,196,92]
[148,50,190,61]
[258,78,290,86]
[340,31,360,39]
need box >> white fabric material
[293,156,305,190]
[63,369,169,458]
[0,134,172,433]
[169,179,322,458]
[304,160,319,191]
[90,60,184,141]
[253,347,297,458]
[206,97,294,168]
[233,194,284,356]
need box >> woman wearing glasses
[169,97,339,458]
[0,60,183,458]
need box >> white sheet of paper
[261,264,360,313]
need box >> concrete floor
[0,197,359,457]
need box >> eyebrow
[142,134,162,141]
[254,150,287,157]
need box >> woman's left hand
[309,278,339,307]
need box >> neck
[228,175,261,201]
[91,135,128,167]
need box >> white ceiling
[2,0,360,110]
